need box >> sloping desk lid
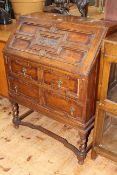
[5,13,117,76]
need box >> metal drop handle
[70,106,75,116]
[57,80,63,88]
[22,67,27,76]
[14,85,18,93]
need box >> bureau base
[11,101,93,165]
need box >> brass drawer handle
[39,50,46,57]
[14,85,18,94]
[22,67,27,76]
[57,80,63,88]
[70,106,75,116]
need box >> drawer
[43,69,78,94]
[8,77,39,101]
[44,90,82,119]
[9,58,38,81]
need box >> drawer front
[44,91,82,119]
[9,58,38,81]
[43,69,78,94]
[8,77,39,101]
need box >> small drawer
[44,91,82,119]
[9,58,38,81]
[43,69,78,94]
[9,77,39,101]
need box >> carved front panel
[8,21,97,67]
[19,23,38,35]
[5,13,109,77]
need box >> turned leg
[78,132,87,165]
[12,102,20,128]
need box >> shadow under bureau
[4,13,117,164]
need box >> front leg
[78,132,87,165]
[12,102,20,128]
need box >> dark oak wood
[92,32,117,163]
[4,12,117,164]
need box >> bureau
[4,13,117,164]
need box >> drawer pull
[22,67,27,76]
[70,106,75,116]
[39,50,46,57]
[14,85,18,93]
[57,80,63,88]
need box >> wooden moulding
[92,32,117,163]
[92,102,117,163]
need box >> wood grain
[4,11,117,164]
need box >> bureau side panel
[86,58,99,122]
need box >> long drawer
[43,90,82,120]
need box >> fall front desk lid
[4,13,116,76]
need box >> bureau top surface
[5,13,117,76]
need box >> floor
[0,97,117,175]
[0,5,116,175]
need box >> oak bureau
[4,13,117,164]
